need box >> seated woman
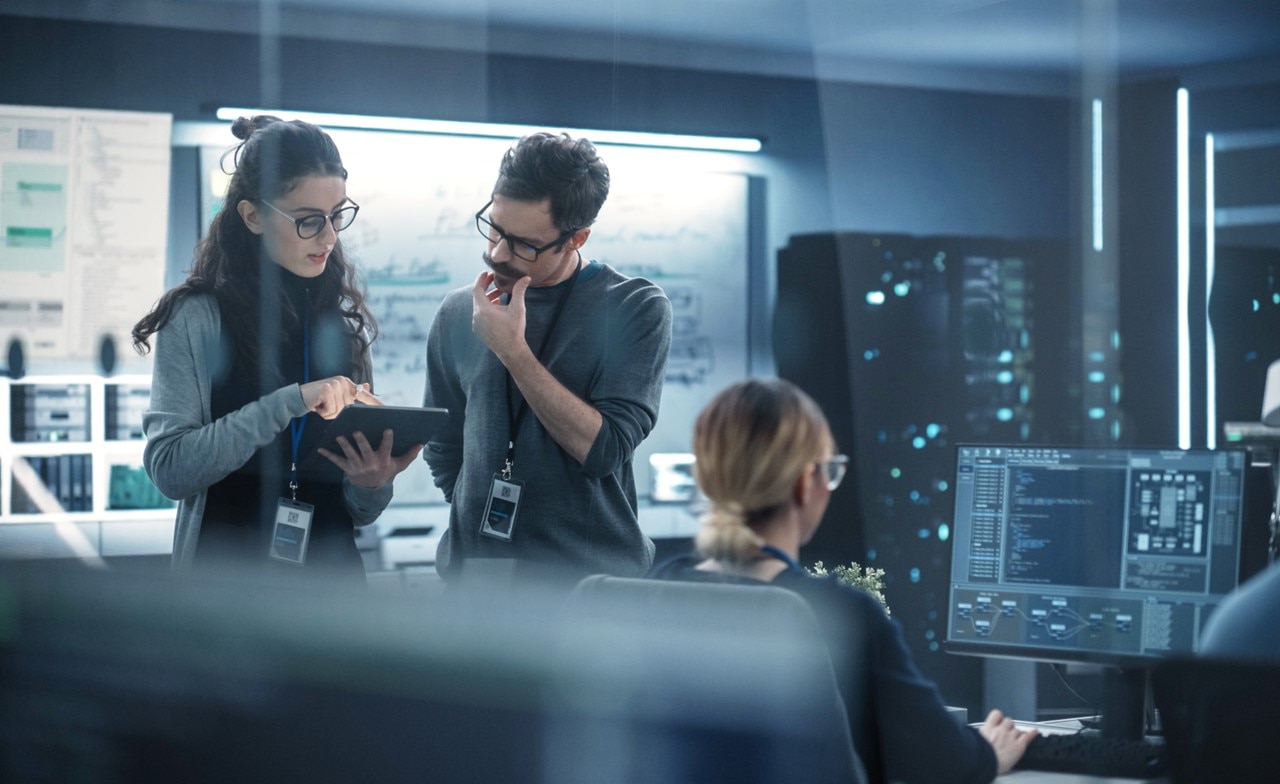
[648,377,1035,784]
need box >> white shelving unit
[1,374,174,563]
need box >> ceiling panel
[6,0,1280,94]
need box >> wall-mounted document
[0,105,171,366]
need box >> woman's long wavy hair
[693,378,832,567]
[132,115,376,378]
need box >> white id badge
[268,498,315,564]
[479,475,524,541]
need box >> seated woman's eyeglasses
[474,199,579,262]
[262,200,360,239]
[818,455,849,491]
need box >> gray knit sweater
[143,293,394,570]
[423,262,672,580]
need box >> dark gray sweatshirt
[423,262,672,581]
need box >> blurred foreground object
[0,561,862,783]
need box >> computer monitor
[945,444,1248,737]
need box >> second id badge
[268,498,315,565]
[479,474,524,541]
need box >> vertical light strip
[1205,134,1217,449]
[1177,88,1191,449]
[1092,99,1104,252]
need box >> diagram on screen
[950,588,1143,654]
[1127,469,1210,556]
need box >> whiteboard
[199,130,750,507]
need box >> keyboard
[1015,731,1168,779]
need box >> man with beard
[423,132,672,589]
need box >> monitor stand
[1099,667,1150,740]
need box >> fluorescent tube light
[1092,99,1103,252]
[214,107,763,153]
[1177,88,1190,449]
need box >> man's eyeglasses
[475,199,578,262]
[817,454,849,491]
[262,199,359,240]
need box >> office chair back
[552,574,867,784]
[1152,655,1280,784]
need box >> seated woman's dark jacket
[647,555,996,784]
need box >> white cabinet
[379,525,440,570]
[1,375,174,561]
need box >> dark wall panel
[814,82,1073,239]
[1117,80,1181,447]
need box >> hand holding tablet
[305,403,449,469]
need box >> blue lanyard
[288,299,310,501]
[760,545,803,572]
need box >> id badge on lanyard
[479,473,524,541]
[269,498,315,564]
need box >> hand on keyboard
[979,710,1039,775]
[1014,731,1168,779]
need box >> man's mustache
[482,251,519,280]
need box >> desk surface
[992,718,1169,784]
[998,772,1167,784]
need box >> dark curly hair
[132,115,376,379]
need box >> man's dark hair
[493,132,610,232]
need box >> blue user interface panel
[946,445,1247,664]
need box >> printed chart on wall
[200,130,750,505]
[0,105,170,368]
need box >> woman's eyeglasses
[817,454,849,491]
[262,199,360,239]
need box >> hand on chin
[485,270,518,295]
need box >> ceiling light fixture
[214,107,763,153]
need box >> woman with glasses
[648,377,1035,784]
[132,115,419,581]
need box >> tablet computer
[304,404,449,466]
